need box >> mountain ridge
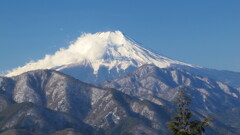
[0,69,176,134]
[1,67,239,134]
[5,31,240,88]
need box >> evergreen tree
[167,88,212,135]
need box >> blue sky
[0,0,240,74]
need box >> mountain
[0,69,174,134]
[4,31,192,83]
[2,31,240,134]
[172,64,240,88]
[84,89,173,135]
[101,64,240,134]
[1,69,240,134]
[0,102,95,135]
[1,69,110,120]
[101,65,240,103]
[6,31,240,88]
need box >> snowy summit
[6,31,194,77]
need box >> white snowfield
[6,31,195,77]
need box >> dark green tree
[167,88,212,135]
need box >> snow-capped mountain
[6,31,240,87]
[2,31,240,134]
[6,31,194,82]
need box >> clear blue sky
[0,0,240,74]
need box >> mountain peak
[6,31,194,77]
[89,30,126,46]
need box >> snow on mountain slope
[1,70,107,119]
[7,31,240,87]
[6,31,194,77]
